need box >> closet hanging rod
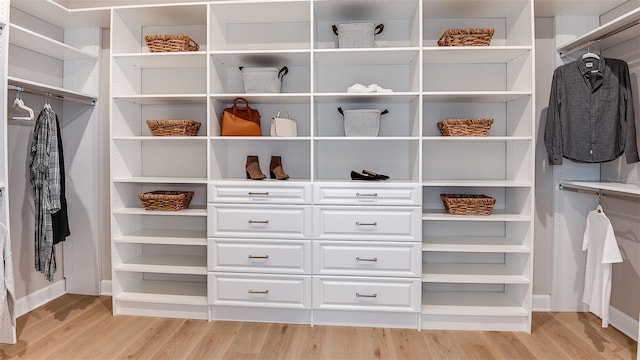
[559,20,640,58]
[558,184,640,201]
[7,84,96,106]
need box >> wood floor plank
[0,295,637,360]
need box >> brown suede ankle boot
[269,156,289,180]
[246,155,266,180]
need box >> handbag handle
[275,108,291,119]
[231,97,253,116]
[332,24,384,35]
[278,66,288,79]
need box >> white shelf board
[422,236,530,253]
[113,52,207,68]
[314,48,420,65]
[314,92,419,103]
[116,280,207,306]
[11,0,110,28]
[315,137,420,141]
[559,181,640,197]
[211,94,311,104]
[423,46,532,64]
[557,6,640,57]
[422,291,528,316]
[422,136,532,142]
[8,77,97,105]
[422,91,532,103]
[112,3,207,27]
[422,210,530,222]
[112,176,208,184]
[113,94,207,105]
[211,50,311,66]
[209,136,311,142]
[113,136,208,141]
[9,24,98,61]
[114,229,206,246]
[113,207,207,217]
[422,263,530,284]
[422,180,532,187]
[115,254,207,275]
[422,0,530,19]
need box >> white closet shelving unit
[7,0,104,293]
[110,0,534,332]
[110,3,209,320]
[420,0,535,332]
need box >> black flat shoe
[351,170,379,181]
[362,169,389,180]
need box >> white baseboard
[610,306,639,342]
[14,279,66,318]
[533,294,551,312]
[100,280,112,296]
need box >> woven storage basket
[146,120,201,136]
[138,191,194,211]
[437,118,494,137]
[437,28,495,46]
[441,194,496,215]
[145,34,199,52]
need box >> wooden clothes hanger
[8,89,35,121]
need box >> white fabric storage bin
[332,23,384,48]
[239,66,288,93]
[338,107,389,137]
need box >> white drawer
[208,273,311,309]
[209,182,311,204]
[208,204,311,239]
[313,206,421,241]
[313,241,421,277]
[313,277,420,312]
[314,183,421,206]
[208,239,311,274]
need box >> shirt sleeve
[46,110,61,213]
[622,62,640,164]
[545,67,564,165]
[602,221,623,264]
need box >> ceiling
[55,0,640,18]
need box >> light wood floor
[0,295,636,359]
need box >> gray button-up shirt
[544,57,639,165]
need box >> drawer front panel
[208,239,311,274]
[208,204,311,239]
[208,274,311,309]
[313,277,420,312]
[209,182,311,204]
[313,242,421,277]
[313,206,421,241]
[314,184,421,206]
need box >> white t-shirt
[582,205,623,327]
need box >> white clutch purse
[270,108,298,137]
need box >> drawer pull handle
[356,193,378,198]
[356,222,377,226]
[248,191,269,196]
[248,220,269,224]
[248,255,269,259]
[248,290,269,294]
[356,257,378,262]
[356,292,377,298]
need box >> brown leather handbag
[221,97,262,136]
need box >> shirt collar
[577,56,605,76]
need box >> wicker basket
[441,194,496,215]
[146,120,201,136]
[144,34,199,52]
[437,28,495,46]
[138,191,194,211]
[437,118,494,137]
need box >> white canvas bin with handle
[338,107,389,137]
[239,66,288,93]
[332,23,384,48]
